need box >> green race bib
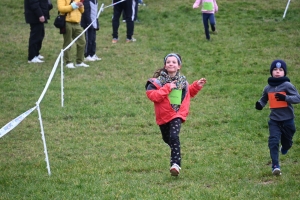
[168,89,182,105]
[203,2,214,11]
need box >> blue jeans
[268,118,296,168]
[202,13,216,40]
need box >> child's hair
[153,53,182,78]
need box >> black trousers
[112,0,135,40]
[28,23,45,60]
[122,0,138,21]
[84,28,96,57]
[159,118,182,167]
[268,118,296,168]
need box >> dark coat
[24,0,53,23]
[80,0,99,30]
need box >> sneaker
[75,62,89,67]
[84,55,96,62]
[38,54,44,59]
[66,63,75,68]
[112,38,118,44]
[170,164,181,176]
[122,20,126,23]
[92,54,101,61]
[126,38,137,43]
[280,146,288,155]
[272,165,282,176]
[28,56,44,63]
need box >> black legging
[159,118,182,167]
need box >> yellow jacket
[57,0,84,23]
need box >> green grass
[1,0,300,199]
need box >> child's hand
[193,4,199,9]
[197,78,206,86]
[169,81,177,89]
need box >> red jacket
[146,78,203,125]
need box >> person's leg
[202,13,210,40]
[63,22,73,64]
[209,14,216,32]
[159,123,170,145]
[36,23,45,57]
[85,27,96,57]
[90,29,97,56]
[112,1,123,39]
[73,24,86,64]
[28,23,43,60]
[134,0,138,21]
[268,119,281,169]
[169,118,182,167]
[280,118,296,153]
[124,0,135,40]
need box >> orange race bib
[268,92,288,108]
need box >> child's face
[164,56,181,74]
[272,67,285,78]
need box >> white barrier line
[0,106,37,138]
[36,104,51,176]
[97,3,105,19]
[283,0,291,19]
[103,0,125,9]
[37,52,63,105]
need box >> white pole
[36,103,51,176]
[61,50,64,107]
[283,0,291,19]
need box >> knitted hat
[270,59,287,76]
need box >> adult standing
[81,0,101,62]
[112,0,136,43]
[57,0,89,68]
[24,0,53,63]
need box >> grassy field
[1,0,300,199]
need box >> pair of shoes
[126,38,137,43]
[272,165,282,176]
[38,54,44,60]
[280,146,288,155]
[84,55,96,62]
[75,62,89,67]
[170,163,181,176]
[28,56,44,63]
[112,38,118,44]
[66,63,75,68]
[92,54,101,61]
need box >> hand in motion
[197,78,207,86]
[255,101,263,110]
[275,93,286,101]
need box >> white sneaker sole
[170,168,179,176]
[272,168,282,176]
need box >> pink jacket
[193,0,218,14]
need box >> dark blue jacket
[81,0,99,30]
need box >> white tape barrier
[283,0,291,19]
[0,106,37,138]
